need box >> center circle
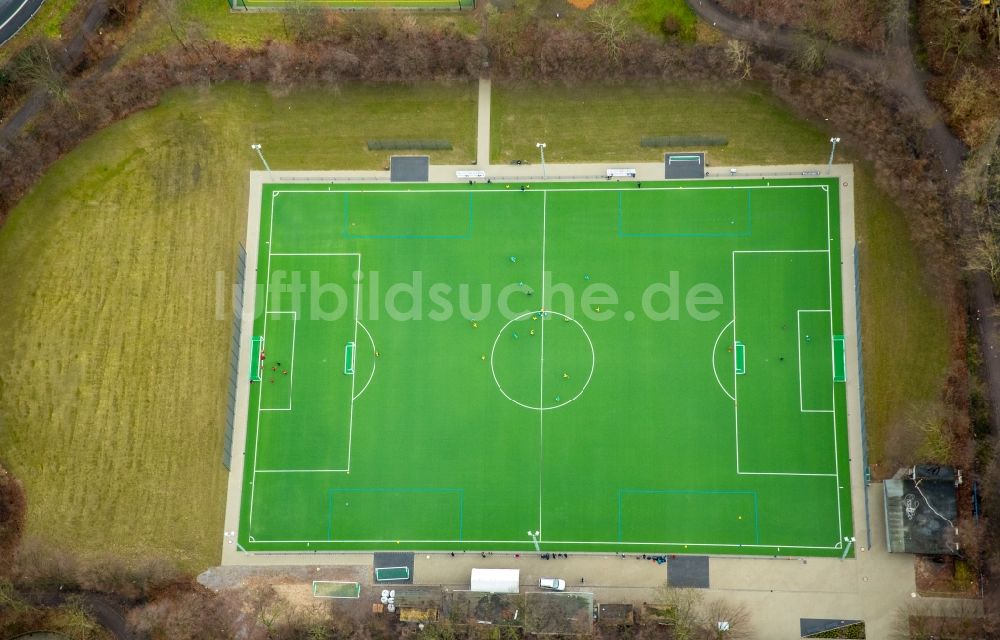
[489,310,596,411]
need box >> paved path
[476,77,491,168]
[0,0,110,145]
[0,0,45,48]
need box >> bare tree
[12,40,69,104]
[588,3,631,64]
[894,600,993,640]
[725,39,752,79]
[652,586,703,640]
[964,231,1000,286]
[698,598,753,640]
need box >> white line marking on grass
[256,468,349,473]
[489,311,595,411]
[737,471,837,477]
[353,321,377,401]
[273,185,829,196]
[538,190,547,539]
[261,311,297,411]
[248,192,279,534]
[797,310,834,413]
[712,319,736,402]
[732,254,740,472]
[732,249,829,254]
[244,537,839,549]
[346,254,362,472]
[733,250,841,478]
[270,252,361,256]
[825,188,845,544]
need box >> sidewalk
[476,77,491,168]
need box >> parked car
[539,578,566,591]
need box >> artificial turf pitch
[237,177,854,557]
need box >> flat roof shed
[470,568,520,593]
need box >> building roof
[470,568,520,594]
[884,467,959,555]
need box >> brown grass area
[0,82,476,570]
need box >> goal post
[250,336,264,381]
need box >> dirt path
[687,0,1000,434]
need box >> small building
[884,465,961,555]
[470,568,520,594]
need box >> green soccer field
[237,177,854,557]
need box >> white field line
[797,310,834,413]
[712,319,736,401]
[272,185,829,196]
[538,190,547,539]
[733,251,839,479]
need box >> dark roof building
[884,465,960,555]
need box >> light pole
[527,530,540,552]
[840,536,856,560]
[827,137,841,174]
[251,143,272,173]
[536,142,547,178]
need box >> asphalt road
[0,0,45,48]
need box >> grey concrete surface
[476,77,490,167]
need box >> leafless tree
[725,39,752,79]
[588,3,631,64]
[698,597,753,640]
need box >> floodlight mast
[528,529,541,552]
[840,535,856,560]
[536,142,547,178]
[827,137,841,174]
[251,143,272,173]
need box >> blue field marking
[617,188,754,238]
[342,192,474,239]
[327,487,464,541]
[617,488,760,544]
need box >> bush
[661,14,681,36]
[629,0,697,41]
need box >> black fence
[641,135,728,147]
[222,243,247,470]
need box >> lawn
[0,82,476,569]
[628,0,697,40]
[853,170,951,467]
[491,83,831,166]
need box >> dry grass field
[0,82,476,569]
